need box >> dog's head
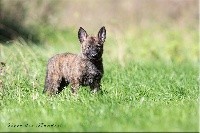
[78,27,106,60]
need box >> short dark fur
[43,27,106,95]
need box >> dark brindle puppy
[43,27,106,95]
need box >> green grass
[0,27,199,132]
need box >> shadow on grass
[0,18,41,44]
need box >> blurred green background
[0,0,198,64]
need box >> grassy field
[0,26,199,132]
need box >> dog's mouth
[91,53,98,58]
[89,54,102,60]
[85,52,102,60]
[83,49,102,60]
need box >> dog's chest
[81,62,103,86]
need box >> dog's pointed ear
[78,27,88,43]
[98,26,106,43]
